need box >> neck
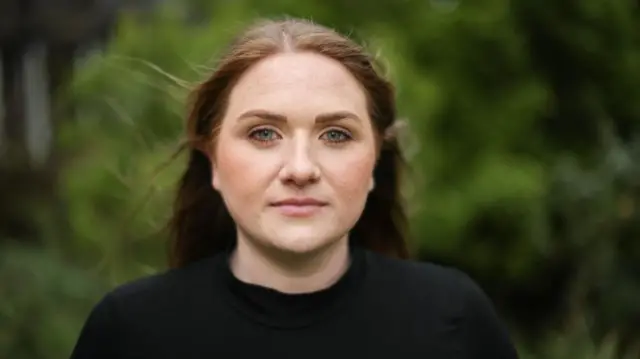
[229,234,351,294]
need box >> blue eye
[321,129,351,143]
[249,128,280,142]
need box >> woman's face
[210,52,377,255]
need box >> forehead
[225,52,368,116]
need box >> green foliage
[2,0,639,357]
[518,319,640,359]
[58,6,253,282]
[0,245,104,359]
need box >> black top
[69,246,519,358]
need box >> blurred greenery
[1,0,640,358]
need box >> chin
[266,229,342,255]
[270,237,329,255]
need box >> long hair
[168,18,410,268]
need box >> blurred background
[1,0,639,358]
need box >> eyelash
[320,129,352,143]
[248,127,281,143]
[248,127,353,145]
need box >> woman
[70,18,519,359]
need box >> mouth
[270,198,328,217]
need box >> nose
[279,138,320,187]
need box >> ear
[201,143,220,191]
[211,162,220,191]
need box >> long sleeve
[458,272,519,359]
[69,293,121,359]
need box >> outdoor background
[1,0,639,358]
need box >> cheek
[213,141,272,199]
[322,149,376,199]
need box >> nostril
[280,164,321,187]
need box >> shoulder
[70,256,222,358]
[113,255,218,299]
[365,250,481,307]
[108,254,222,313]
[85,254,222,328]
[364,251,519,358]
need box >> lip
[270,197,327,217]
[271,197,327,206]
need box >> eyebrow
[237,109,362,123]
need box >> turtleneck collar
[213,244,368,329]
